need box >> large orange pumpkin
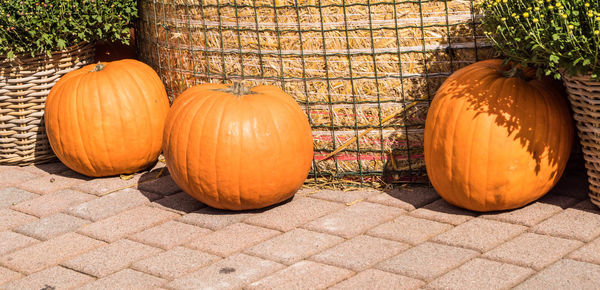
[163,83,314,210]
[424,59,574,212]
[45,59,170,177]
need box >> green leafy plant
[0,0,137,60]
[481,0,600,78]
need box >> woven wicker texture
[137,0,493,185]
[0,42,94,165]
[562,74,600,207]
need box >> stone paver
[533,200,600,242]
[0,169,40,186]
[310,235,409,271]
[330,269,424,290]
[481,194,579,226]
[132,246,221,280]
[0,187,37,209]
[15,213,88,240]
[483,232,583,270]
[367,187,440,210]
[0,161,598,289]
[248,260,354,290]
[0,232,105,274]
[244,196,344,231]
[245,228,344,265]
[2,266,94,290]
[77,206,179,242]
[62,239,162,277]
[12,189,94,217]
[0,231,38,255]
[78,269,166,290]
[167,254,284,289]
[20,162,70,175]
[309,189,378,204]
[151,192,205,214]
[138,175,180,196]
[432,218,527,252]
[179,207,257,230]
[410,199,477,225]
[18,170,88,195]
[72,174,143,196]
[303,202,404,238]
[187,223,280,257]
[0,209,37,231]
[376,242,478,281]
[568,236,600,264]
[67,188,158,221]
[0,267,21,285]
[515,259,600,289]
[367,215,452,245]
[129,220,211,249]
[427,258,534,289]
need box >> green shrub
[481,0,600,78]
[0,0,137,59]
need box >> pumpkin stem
[501,66,530,81]
[91,62,105,72]
[227,82,254,97]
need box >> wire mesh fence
[137,0,493,186]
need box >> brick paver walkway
[0,158,598,289]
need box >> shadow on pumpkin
[429,61,572,177]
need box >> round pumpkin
[424,59,574,212]
[45,59,170,177]
[162,83,314,210]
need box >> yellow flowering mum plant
[481,0,600,79]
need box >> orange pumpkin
[424,59,574,212]
[45,59,170,177]
[163,83,314,210]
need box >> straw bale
[138,0,493,183]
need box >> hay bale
[137,0,493,184]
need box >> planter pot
[0,42,94,165]
[562,73,600,207]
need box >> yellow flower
[511,13,517,17]
[534,7,540,11]
[501,17,506,21]
[589,11,594,17]
[555,2,561,7]
[568,24,574,29]
[595,30,599,35]
[596,16,600,21]
[533,18,539,23]
[523,12,530,18]
[585,3,591,7]
[548,5,554,9]
[562,13,568,18]
[540,14,545,18]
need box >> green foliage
[0,0,137,60]
[481,0,600,78]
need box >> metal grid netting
[137,0,493,185]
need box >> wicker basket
[0,42,94,165]
[562,73,600,207]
